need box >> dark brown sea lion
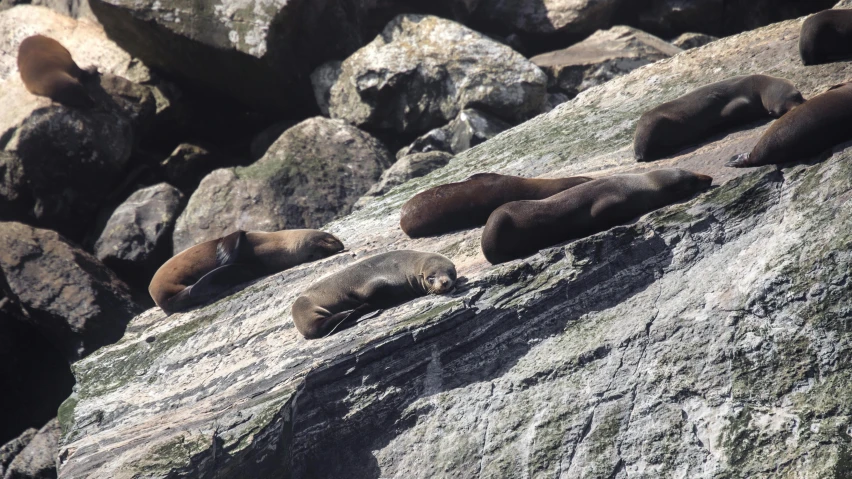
[800,9,852,66]
[481,169,713,264]
[149,229,344,314]
[17,34,94,108]
[634,75,804,162]
[399,173,593,238]
[291,250,457,339]
[727,82,852,168]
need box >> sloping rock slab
[58,16,852,479]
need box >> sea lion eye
[427,275,436,282]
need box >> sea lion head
[761,79,805,117]
[647,169,713,200]
[417,253,457,295]
[299,231,345,261]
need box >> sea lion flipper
[826,83,849,92]
[190,263,256,298]
[216,230,247,266]
[726,153,751,168]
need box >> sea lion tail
[726,153,751,168]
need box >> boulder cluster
[0,0,838,477]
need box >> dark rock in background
[323,14,547,135]
[0,222,142,361]
[2,419,59,479]
[670,32,719,50]
[94,183,184,293]
[396,108,511,159]
[172,117,392,252]
[248,121,298,162]
[159,144,231,192]
[531,25,682,99]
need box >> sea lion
[799,9,852,66]
[727,82,852,168]
[17,35,94,108]
[634,75,805,162]
[291,250,457,339]
[400,173,593,238]
[481,169,713,264]
[149,229,344,314]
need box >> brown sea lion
[800,9,852,66]
[481,169,713,264]
[727,82,852,168]
[149,229,344,314]
[291,250,457,339]
[17,34,94,108]
[634,75,804,162]
[400,173,593,238]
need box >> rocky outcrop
[670,32,719,50]
[0,222,142,361]
[323,14,547,135]
[3,419,59,479]
[172,117,392,253]
[531,25,682,99]
[57,13,852,478]
[0,312,74,446]
[358,151,453,201]
[94,183,184,289]
[0,429,36,478]
[395,108,511,159]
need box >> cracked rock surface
[59,14,852,479]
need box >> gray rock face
[471,0,622,38]
[172,117,392,253]
[531,25,682,99]
[359,151,453,200]
[3,419,59,479]
[0,429,36,478]
[326,14,547,135]
[57,14,852,479]
[0,222,141,361]
[670,32,719,50]
[94,183,185,287]
[396,108,512,159]
[310,61,342,117]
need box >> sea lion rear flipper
[216,230,248,266]
[322,304,377,337]
[726,153,751,168]
[189,263,258,298]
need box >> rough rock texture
[4,419,59,479]
[58,15,852,479]
[248,121,297,162]
[0,312,74,446]
[357,151,453,203]
[396,108,511,159]
[471,0,622,38]
[0,429,36,477]
[325,14,547,135]
[670,32,719,50]
[531,25,682,99]
[836,0,852,8]
[310,61,342,117]
[94,183,185,289]
[172,117,392,253]
[160,144,230,192]
[0,222,142,361]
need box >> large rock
[531,25,682,99]
[57,15,852,479]
[395,108,512,159]
[94,183,185,290]
[159,144,231,192]
[172,117,392,253]
[323,14,547,135]
[0,312,74,447]
[3,419,59,479]
[670,32,719,50]
[0,6,171,241]
[357,151,453,202]
[471,0,622,38]
[0,429,36,478]
[0,222,142,361]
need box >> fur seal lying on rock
[291,250,457,339]
[400,173,593,238]
[150,229,344,314]
[17,35,95,108]
[727,82,852,168]
[799,9,852,66]
[481,169,713,264]
[634,75,804,161]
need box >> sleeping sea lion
[400,173,593,238]
[799,9,852,66]
[634,75,804,161]
[17,34,95,108]
[291,250,457,339]
[149,229,344,314]
[481,169,713,264]
[727,82,852,167]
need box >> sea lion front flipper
[322,304,377,337]
[189,263,258,299]
[216,230,248,266]
[726,153,751,168]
